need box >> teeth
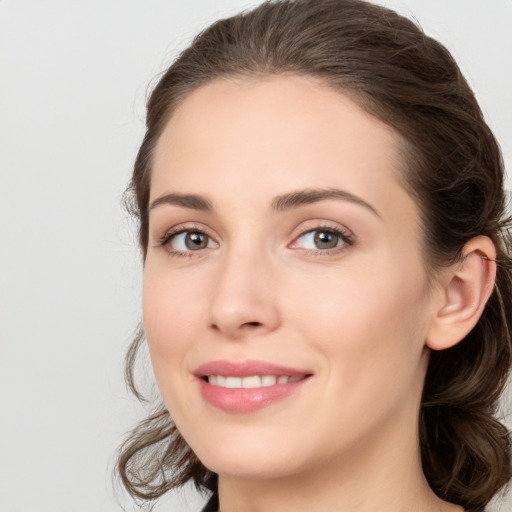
[207,375,303,388]
[261,375,277,386]
[242,376,262,388]
[225,377,242,388]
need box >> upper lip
[194,359,312,378]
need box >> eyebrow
[149,193,213,212]
[148,187,380,218]
[271,188,381,217]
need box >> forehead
[151,75,416,228]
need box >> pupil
[314,231,338,249]
[186,232,207,250]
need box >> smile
[195,360,313,413]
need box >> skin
[143,75,474,512]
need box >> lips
[194,359,312,413]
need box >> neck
[217,398,463,512]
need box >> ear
[426,236,497,351]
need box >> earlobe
[426,236,497,351]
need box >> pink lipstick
[194,359,312,413]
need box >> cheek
[142,267,203,386]
[288,260,430,384]
[291,267,431,446]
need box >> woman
[117,1,512,510]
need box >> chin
[202,455,301,481]
[188,431,307,480]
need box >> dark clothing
[201,492,219,512]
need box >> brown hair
[117,1,512,510]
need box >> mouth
[194,360,313,413]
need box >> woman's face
[144,75,439,480]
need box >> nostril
[245,321,261,327]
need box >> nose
[207,248,281,340]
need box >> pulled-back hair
[117,1,512,510]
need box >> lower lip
[198,377,310,413]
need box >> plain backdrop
[1,1,511,511]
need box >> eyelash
[157,224,214,258]
[157,224,354,258]
[291,224,354,256]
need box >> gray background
[1,1,511,511]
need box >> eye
[292,227,352,252]
[160,229,218,255]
